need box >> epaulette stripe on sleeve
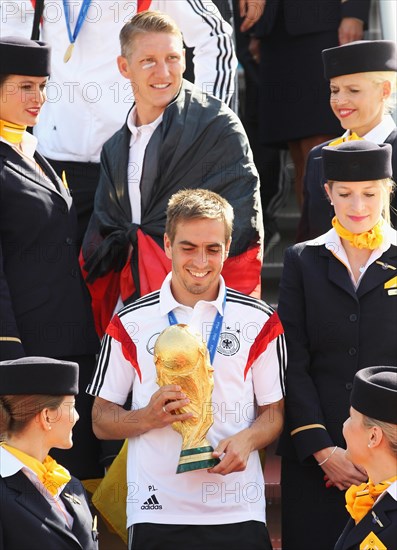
[290,424,327,436]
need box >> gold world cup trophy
[154,324,220,473]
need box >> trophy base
[176,445,220,474]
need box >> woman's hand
[314,447,367,490]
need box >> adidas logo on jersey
[141,494,162,510]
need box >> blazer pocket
[12,285,50,316]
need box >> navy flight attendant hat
[0,357,79,396]
[322,140,392,182]
[351,366,397,424]
[0,36,51,76]
[322,40,396,80]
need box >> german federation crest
[217,332,240,356]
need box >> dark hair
[0,74,9,87]
[0,394,64,438]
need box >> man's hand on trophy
[147,384,193,429]
[208,430,254,476]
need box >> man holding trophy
[88,189,286,549]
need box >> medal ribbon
[63,0,92,45]
[167,291,227,364]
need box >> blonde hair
[379,178,395,225]
[362,71,397,115]
[363,415,397,455]
[120,10,183,59]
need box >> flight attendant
[335,366,397,550]
[278,140,397,550]
[0,356,98,550]
[0,36,100,479]
[299,39,397,240]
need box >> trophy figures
[154,324,220,473]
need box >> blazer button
[345,382,353,390]
[71,268,78,278]
[348,347,357,356]
[65,237,73,245]
[349,314,358,322]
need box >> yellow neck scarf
[1,443,71,496]
[0,120,27,144]
[329,132,363,147]
[332,217,384,250]
[346,476,397,524]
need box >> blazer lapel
[34,150,71,202]
[357,246,397,298]
[61,487,94,546]
[4,472,82,548]
[319,246,357,299]
[341,494,395,549]
[2,145,70,205]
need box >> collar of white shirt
[0,445,68,499]
[0,130,38,159]
[374,479,397,507]
[307,225,397,286]
[342,115,396,143]
[159,272,226,317]
[127,105,163,138]
[0,445,26,478]
[387,479,397,502]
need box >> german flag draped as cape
[81,80,263,337]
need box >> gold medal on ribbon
[63,43,75,63]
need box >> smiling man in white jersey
[87,188,286,550]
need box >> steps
[262,155,300,307]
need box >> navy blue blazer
[277,235,397,461]
[0,142,98,360]
[298,129,397,242]
[0,472,98,550]
[334,492,397,550]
